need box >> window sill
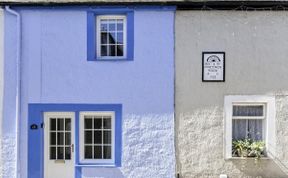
[75,164,117,168]
[88,58,133,61]
[226,157,270,160]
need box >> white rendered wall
[176,11,288,178]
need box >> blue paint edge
[87,9,134,61]
[28,103,122,178]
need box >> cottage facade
[3,5,175,178]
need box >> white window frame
[96,15,127,60]
[79,111,115,164]
[224,95,276,159]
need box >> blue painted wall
[4,7,175,178]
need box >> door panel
[44,112,74,178]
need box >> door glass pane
[65,147,71,160]
[65,118,71,131]
[57,147,64,159]
[65,133,71,145]
[57,132,64,145]
[50,118,56,131]
[57,119,64,131]
[50,147,56,160]
[94,146,102,159]
[50,132,56,145]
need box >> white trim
[224,95,276,159]
[96,15,127,60]
[79,111,115,164]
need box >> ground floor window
[80,112,115,163]
[224,96,275,159]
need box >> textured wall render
[2,9,175,178]
[175,11,288,178]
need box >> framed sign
[202,52,225,82]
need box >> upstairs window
[87,10,134,61]
[97,15,126,59]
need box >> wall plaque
[202,52,225,82]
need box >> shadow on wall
[229,159,288,178]
[81,168,125,178]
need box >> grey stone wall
[176,11,288,178]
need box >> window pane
[103,117,111,129]
[109,23,116,31]
[117,22,123,31]
[50,132,56,145]
[108,45,116,56]
[101,33,108,44]
[65,133,71,145]
[232,120,247,140]
[233,105,264,117]
[65,118,71,131]
[57,132,64,145]
[108,32,116,44]
[101,45,108,56]
[57,119,64,131]
[50,118,56,131]
[248,120,263,141]
[116,33,123,44]
[103,146,111,159]
[50,147,56,160]
[85,146,93,159]
[100,23,108,31]
[94,118,102,129]
[117,45,123,56]
[103,131,111,144]
[84,118,93,129]
[94,146,102,159]
[94,131,102,144]
[57,147,64,159]
[85,131,92,144]
[65,147,71,160]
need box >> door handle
[71,144,74,153]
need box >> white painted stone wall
[81,114,175,178]
[176,11,288,178]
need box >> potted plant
[232,139,265,159]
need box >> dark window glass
[85,131,93,144]
[57,147,64,159]
[94,146,102,159]
[65,133,71,145]
[57,119,64,131]
[103,131,111,144]
[50,118,56,131]
[94,118,102,129]
[94,131,102,144]
[57,132,64,145]
[103,117,111,129]
[84,118,93,129]
[65,119,71,131]
[103,146,111,159]
[50,132,56,145]
[85,146,93,159]
[50,147,56,160]
[65,147,71,160]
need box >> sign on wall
[202,52,225,82]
